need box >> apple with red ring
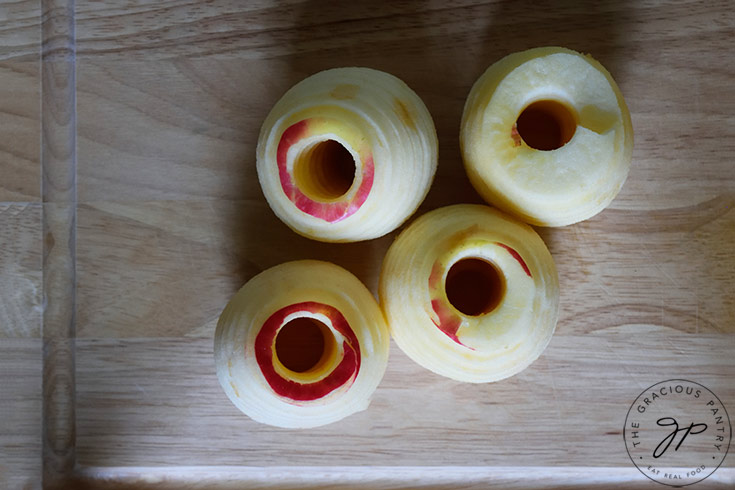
[276,118,374,223]
[255,302,361,402]
[215,260,389,428]
[460,46,634,227]
[257,67,437,243]
[379,204,559,383]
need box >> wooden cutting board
[1,1,734,488]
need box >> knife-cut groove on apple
[215,260,389,428]
[258,67,438,242]
[380,204,559,383]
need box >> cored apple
[461,47,634,226]
[379,204,559,383]
[276,117,373,224]
[255,301,360,402]
[257,67,437,242]
[215,260,389,428]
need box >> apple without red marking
[460,46,634,226]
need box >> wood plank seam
[41,0,77,488]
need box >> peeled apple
[461,46,634,226]
[257,67,438,242]
[214,260,390,428]
[379,204,559,383]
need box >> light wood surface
[1,0,734,488]
[1,1,42,488]
[41,0,77,483]
[74,333,734,467]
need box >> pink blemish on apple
[254,301,361,402]
[428,261,443,290]
[496,243,531,277]
[511,123,522,147]
[276,119,374,223]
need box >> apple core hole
[275,317,337,373]
[293,139,356,201]
[445,258,505,316]
[516,99,577,151]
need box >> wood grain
[0,339,42,490]
[0,0,40,202]
[0,203,42,489]
[75,199,392,338]
[0,203,42,337]
[74,334,735,468]
[1,0,734,487]
[0,0,39,61]
[41,0,77,486]
[0,1,43,489]
[0,61,40,202]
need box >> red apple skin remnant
[428,261,474,349]
[430,299,463,345]
[511,123,522,147]
[428,261,443,290]
[496,243,532,277]
[255,301,361,402]
[276,119,374,223]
